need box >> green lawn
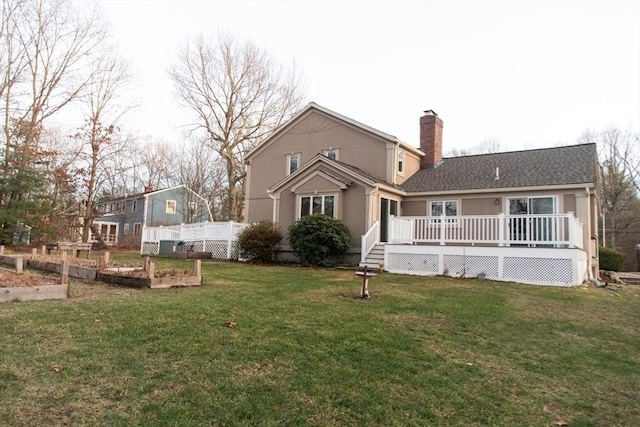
[1,258,639,426]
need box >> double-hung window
[299,195,335,218]
[287,153,300,175]
[397,149,404,174]
[166,200,176,215]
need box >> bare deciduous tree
[169,31,306,220]
[0,0,108,243]
[74,47,135,242]
[578,128,639,255]
[170,139,227,220]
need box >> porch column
[439,214,446,246]
[498,213,506,247]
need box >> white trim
[405,183,596,197]
[269,154,377,194]
[286,152,301,175]
[290,170,348,192]
[296,192,339,219]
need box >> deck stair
[363,243,385,268]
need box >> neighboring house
[244,103,599,286]
[92,185,212,247]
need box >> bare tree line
[0,0,305,244]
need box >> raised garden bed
[0,251,201,292]
[0,269,67,302]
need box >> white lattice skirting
[385,244,588,287]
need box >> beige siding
[246,110,390,223]
[271,164,370,248]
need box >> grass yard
[1,258,639,426]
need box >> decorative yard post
[144,256,151,272]
[194,259,202,277]
[356,264,377,299]
[104,251,110,265]
[31,248,37,260]
[16,258,23,274]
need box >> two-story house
[93,185,212,247]
[244,103,599,286]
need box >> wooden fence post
[104,251,110,265]
[194,259,202,277]
[148,260,155,279]
[31,248,37,260]
[41,245,46,255]
[16,258,23,274]
[0,245,4,255]
[61,259,69,285]
[144,256,151,272]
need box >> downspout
[583,187,606,287]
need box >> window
[397,149,404,174]
[188,202,197,215]
[133,223,142,237]
[287,153,300,175]
[131,200,137,212]
[123,223,130,235]
[166,199,176,214]
[430,200,458,223]
[299,195,335,218]
[322,148,339,160]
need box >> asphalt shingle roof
[400,143,597,193]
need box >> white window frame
[297,193,337,219]
[429,200,458,224]
[286,153,300,175]
[322,148,339,160]
[397,149,404,175]
[133,223,142,237]
[166,199,176,214]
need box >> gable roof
[269,154,398,194]
[400,143,597,193]
[246,102,423,160]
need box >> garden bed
[0,269,67,302]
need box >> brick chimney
[420,110,443,168]
[144,185,154,193]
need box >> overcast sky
[94,0,640,153]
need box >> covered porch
[362,213,589,286]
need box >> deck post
[498,213,506,247]
[439,214,446,246]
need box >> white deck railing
[361,221,380,264]
[142,221,249,243]
[389,213,584,249]
[141,221,250,257]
